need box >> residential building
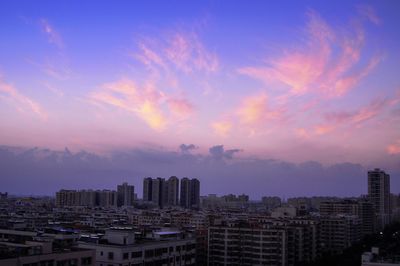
[117,182,135,207]
[368,168,391,230]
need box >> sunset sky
[0,1,399,196]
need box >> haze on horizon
[0,0,399,197]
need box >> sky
[0,0,399,197]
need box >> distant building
[262,196,282,210]
[117,182,135,207]
[0,192,7,200]
[180,178,200,209]
[320,199,375,236]
[98,190,118,207]
[55,189,117,208]
[151,177,166,208]
[143,177,153,202]
[320,215,362,254]
[368,168,391,229]
[166,176,179,207]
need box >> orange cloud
[0,78,47,120]
[237,93,282,125]
[387,140,400,155]
[238,9,380,98]
[90,79,194,131]
[211,120,232,137]
[314,125,335,135]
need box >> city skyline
[0,1,399,196]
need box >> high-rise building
[152,177,166,208]
[180,178,200,209]
[117,182,135,207]
[180,178,190,208]
[98,190,118,207]
[368,168,391,229]
[143,177,153,202]
[166,176,179,206]
[190,178,200,209]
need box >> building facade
[368,168,391,230]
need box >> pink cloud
[387,140,400,155]
[136,42,166,69]
[357,4,381,25]
[165,33,218,73]
[0,78,47,120]
[238,10,380,98]
[39,18,64,49]
[167,98,194,119]
[90,79,194,131]
[211,120,232,137]
[237,93,283,125]
[314,125,335,135]
[324,97,388,125]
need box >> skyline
[0,0,399,196]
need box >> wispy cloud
[314,97,393,135]
[357,4,381,25]
[0,77,47,120]
[39,18,64,49]
[238,9,380,98]
[165,32,218,73]
[135,31,218,74]
[89,79,194,131]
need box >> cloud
[325,97,388,124]
[387,140,400,155]
[135,31,218,74]
[179,144,197,153]
[211,120,232,137]
[165,32,218,73]
[39,18,64,49]
[167,98,194,120]
[90,79,167,131]
[209,145,241,160]
[238,9,380,98]
[2,145,398,198]
[90,79,194,131]
[0,77,47,120]
[357,4,381,25]
[237,92,283,125]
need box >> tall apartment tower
[143,177,153,202]
[166,176,179,206]
[117,182,135,207]
[368,168,391,230]
[190,178,200,209]
[152,177,166,208]
[180,178,200,209]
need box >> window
[145,250,154,258]
[108,252,114,260]
[123,253,129,260]
[132,251,143,258]
[81,257,92,265]
[100,251,103,256]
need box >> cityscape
[1,0,400,266]
[0,169,399,265]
